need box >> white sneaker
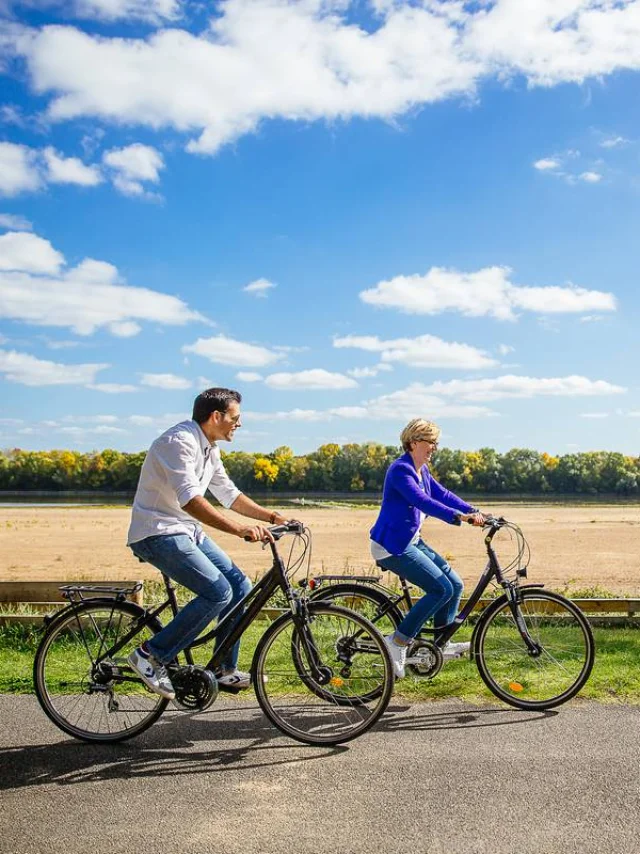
[442,640,471,660]
[383,635,407,679]
[128,647,175,699]
[217,669,252,692]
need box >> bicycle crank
[405,639,443,679]
[172,665,219,711]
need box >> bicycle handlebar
[243,520,304,542]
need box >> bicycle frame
[59,525,329,680]
[309,519,544,651]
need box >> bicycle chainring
[405,639,443,679]
[172,665,219,711]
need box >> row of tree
[1,445,640,495]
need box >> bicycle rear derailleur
[171,665,219,711]
[405,639,443,679]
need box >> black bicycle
[33,522,394,746]
[306,518,595,710]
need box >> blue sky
[0,0,639,456]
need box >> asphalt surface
[1,695,639,854]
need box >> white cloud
[63,414,119,424]
[0,142,41,196]
[580,412,609,418]
[244,373,625,424]
[246,408,328,423]
[7,1,640,155]
[265,369,358,390]
[0,229,206,335]
[183,334,284,368]
[533,158,560,171]
[109,321,142,337]
[359,266,616,320]
[334,333,497,369]
[497,344,514,355]
[140,372,192,390]
[579,171,602,183]
[43,146,102,186]
[0,231,64,274]
[600,135,628,149]
[419,375,626,402]
[195,376,213,388]
[347,363,393,378]
[0,213,32,230]
[246,383,497,422]
[243,278,276,297]
[236,371,263,382]
[72,0,181,23]
[0,348,108,386]
[103,143,164,196]
[362,385,497,420]
[88,382,137,393]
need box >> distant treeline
[1,445,640,496]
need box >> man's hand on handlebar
[239,525,275,543]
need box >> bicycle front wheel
[34,600,168,742]
[473,589,595,710]
[252,603,394,746]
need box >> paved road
[1,696,639,854]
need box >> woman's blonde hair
[400,418,441,453]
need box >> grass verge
[2,618,639,703]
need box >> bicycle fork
[292,600,336,685]
[505,585,542,656]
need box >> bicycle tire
[251,602,394,746]
[472,589,595,710]
[310,582,404,637]
[34,599,168,743]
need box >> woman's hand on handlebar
[459,511,486,527]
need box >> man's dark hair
[192,387,242,423]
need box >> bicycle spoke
[253,603,393,745]
[476,591,594,709]
[35,602,167,742]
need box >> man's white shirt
[127,419,241,545]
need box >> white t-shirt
[127,419,241,545]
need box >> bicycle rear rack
[59,583,143,604]
[300,574,382,590]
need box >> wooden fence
[0,580,638,627]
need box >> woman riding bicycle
[370,418,486,678]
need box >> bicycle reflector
[508,682,524,692]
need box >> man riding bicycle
[126,387,288,699]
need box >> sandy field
[1,503,640,594]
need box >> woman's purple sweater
[369,452,475,556]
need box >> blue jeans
[378,539,464,642]
[129,533,252,670]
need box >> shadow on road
[0,704,346,791]
[379,703,558,732]
[1,702,559,792]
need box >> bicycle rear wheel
[310,582,403,639]
[34,600,168,742]
[252,602,394,745]
[473,589,595,710]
